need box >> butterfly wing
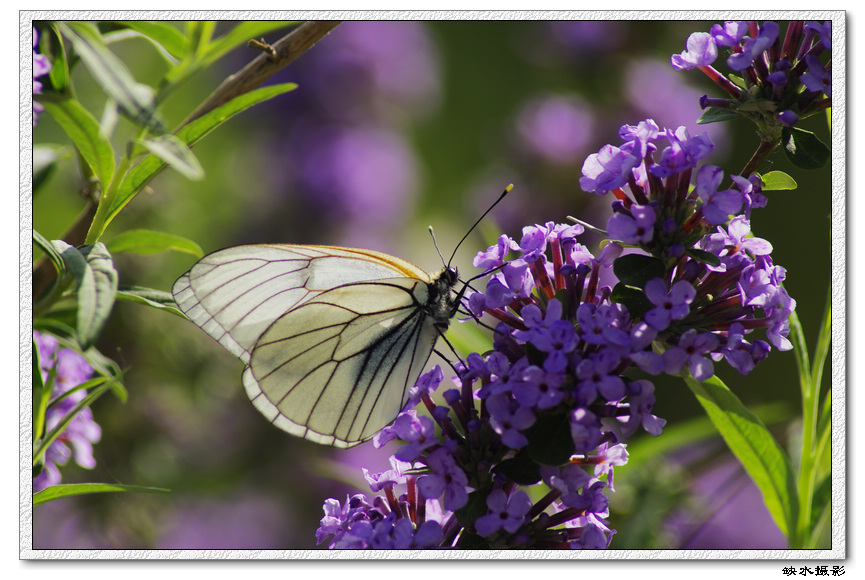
[172,244,432,363]
[242,278,441,447]
[172,244,445,447]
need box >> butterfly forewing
[173,244,455,448]
[172,244,431,363]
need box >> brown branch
[180,20,342,129]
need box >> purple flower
[33,332,101,493]
[417,448,468,511]
[387,412,438,461]
[805,21,831,49]
[650,127,715,178]
[473,235,518,271]
[606,204,656,245]
[576,349,626,402]
[516,94,594,163]
[694,165,744,225]
[541,463,592,509]
[475,489,533,537]
[486,394,535,449]
[515,365,565,410]
[33,27,52,125]
[800,54,831,98]
[644,279,696,331]
[530,319,579,372]
[710,21,749,47]
[484,262,533,309]
[403,365,443,411]
[579,144,641,194]
[670,32,718,70]
[727,22,779,71]
[663,329,720,381]
[576,302,631,349]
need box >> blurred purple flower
[516,94,594,164]
[33,332,101,493]
[33,27,51,125]
[294,21,441,121]
[625,59,728,154]
[294,124,419,235]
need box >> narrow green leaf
[51,241,118,349]
[107,229,204,258]
[140,134,204,181]
[107,82,297,225]
[684,374,799,538]
[34,372,125,466]
[34,231,66,277]
[781,127,830,170]
[697,107,743,124]
[36,95,115,187]
[116,285,185,318]
[613,254,666,288]
[34,483,170,506]
[685,248,722,267]
[45,24,69,92]
[113,21,190,60]
[759,171,798,191]
[58,22,161,131]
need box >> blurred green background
[32,20,831,550]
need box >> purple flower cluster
[671,20,831,129]
[316,362,631,549]
[33,27,52,126]
[33,332,102,492]
[316,114,797,549]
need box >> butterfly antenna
[429,226,448,269]
[447,184,514,268]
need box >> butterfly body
[172,244,460,447]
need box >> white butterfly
[172,244,460,448]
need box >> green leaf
[107,229,204,257]
[781,127,830,170]
[697,107,743,125]
[759,171,798,191]
[612,254,666,288]
[116,285,185,318]
[58,22,161,131]
[454,489,491,529]
[685,248,722,268]
[34,231,66,277]
[36,95,115,187]
[527,412,575,466]
[112,21,190,60]
[51,241,118,349]
[140,134,205,181]
[45,24,69,92]
[34,483,170,506]
[107,82,297,225]
[492,456,542,485]
[610,283,653,319]
[683,374,799,538]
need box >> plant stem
[740,138,779,177]
[180,20,341,129]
